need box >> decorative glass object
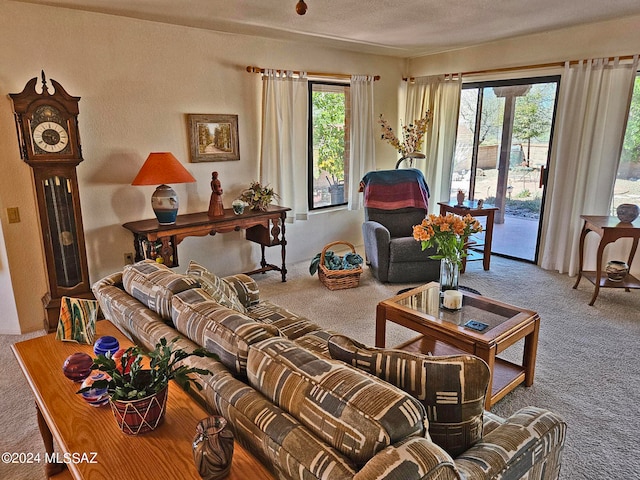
[80,372,111,407]
[192,416,235,480]
[440,258,460,292]
[93,336,120,357]
[231,199,246,215]
[605,260,629,282]
[62,352,93,382]
[616,203,639,223]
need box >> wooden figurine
[208,171,225,217]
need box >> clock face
[33,121,69,153]
[30,105,72,155]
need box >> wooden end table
[11,320,274,480]
[376,283,539,409]
[572,215,640,305]
[438,200,499,272]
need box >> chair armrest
[222,273,260,307]
[455,407,566,480]
[362,221,391,282]
[355,437,461,480]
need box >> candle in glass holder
[443,290,463,310]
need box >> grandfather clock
[9,72,92,332]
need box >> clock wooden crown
[9,71,82,166]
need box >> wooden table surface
[12,320,275,479]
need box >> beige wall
[408,15,640,77]
[0,2,404,333]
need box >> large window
[452,76,559,262]
[612,73,640,213]
[308,82,350,210]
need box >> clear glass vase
[440,258,459,292]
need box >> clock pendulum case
[9,71,93,332]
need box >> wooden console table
[573,215,640,305]
[438,200,499,272]
[123,205,291,282]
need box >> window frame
[307,80,350,211]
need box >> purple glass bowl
[62,352,94,382]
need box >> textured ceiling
[14,0,640,57]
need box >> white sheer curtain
[540,56,639,275]
[405,74,462,212]
[348,75,376,210]
[259,70,309,221]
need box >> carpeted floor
[1,255,639,479]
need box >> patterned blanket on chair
[359,168,429,210]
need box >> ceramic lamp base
[151,184,179,225]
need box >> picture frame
[187,114,240,162]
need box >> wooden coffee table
[376,283,540,409]
[11,320,274,480]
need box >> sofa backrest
[247,336,428,466]
[172,288,280,376]
[121,260,200,321]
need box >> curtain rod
[402,54,639,82]
[246,66,380,81]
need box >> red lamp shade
[132,152,196,225]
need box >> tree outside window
[309,82,350,209]
[613,74,640,212]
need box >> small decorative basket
[318,241,362,290]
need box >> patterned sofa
[93,260,566,480]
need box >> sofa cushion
[122,260,200,321]
[328,335,489,457]
[172,288,279,376]
[246,300,322,340]
[247,337,428,466]
[186,261,247,313]
[220,274,261,308]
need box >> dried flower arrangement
[378,111,431,157]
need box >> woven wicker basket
[318,241,362,290]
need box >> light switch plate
[7,207,20,223]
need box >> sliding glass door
[452,76,559,262]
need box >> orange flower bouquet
[413,213,483,269]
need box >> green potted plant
[78,337,216,435]
[240,181,279,211]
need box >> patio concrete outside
[467,214,539,267]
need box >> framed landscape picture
[187,114,240,162]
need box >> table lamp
[131,152,196,225]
